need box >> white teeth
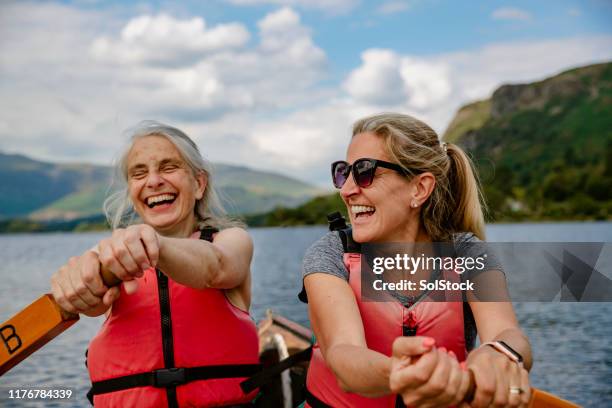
[351,205,375,215]
[146,194,176,205]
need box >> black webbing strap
[304,387,332,408]
[298,213,358,304]
[240,346,312,393]
[89,364,262,396]
[200,227,219,242]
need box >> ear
[411,172,436,207]
[194,171,207,200]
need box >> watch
[482,340,524,368]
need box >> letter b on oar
[1,325,22,354]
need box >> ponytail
[445,144,486,240]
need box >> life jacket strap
[298,213,359,304]
[326,212,360,254]
[88,363,262,399]
[199,227,219,242]
[240,346,312,393]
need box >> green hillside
[244,194,346,226]
[0,153,109,218]
[0,152,323,221]
[444,62,612,221]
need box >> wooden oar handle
[100,265,122,287]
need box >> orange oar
[0,268,120,376]
[463,368,580,408]
[529,389,581,408]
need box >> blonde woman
[302,113,532,407]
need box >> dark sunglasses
[331,158,410,189]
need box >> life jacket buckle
[153,367,186,388]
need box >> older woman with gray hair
[50,121,260,407]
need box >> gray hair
[103,120,241,231]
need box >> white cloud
[91,14,250,66]
[491,7,532,21]
[342,36,612,136]
[400,57,451,110]
[0,2,329,174]
[1,1,612,187]
[225,0,358,14]
[343,49,405,105]
[343,50,451,111]
[377,1,412,15]
[257,7,325,66]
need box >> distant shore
[1,212,610,234]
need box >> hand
[51,251,121,316]
[97,224,160,282]
[465,345,531,408]
[390,337,471,408]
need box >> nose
[146,170,164,188]
[340,170,360,200]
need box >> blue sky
[1,0,611,186]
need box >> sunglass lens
[354,159,375,187]
[332,162,349,188]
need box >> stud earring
[411,202,418,208]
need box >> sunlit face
[340,132,418,243]
[126,135,206,237]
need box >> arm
[95,224,253,310]
[157,227,253,291]
[470,301,532,370]
[466,296,532,408]
[157,227,253,311]
[467,264,532,370]
[305,273,392,397]
[97,224,252,290]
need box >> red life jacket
[86,228,260,407]
[305,221,467,408]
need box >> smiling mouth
[351,204,376,218]
[146,193,177,208]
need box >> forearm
[489,327,533,370]
[326,344,392,397]
[156,236,223,289]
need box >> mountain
[0,153,110,219]
[443,62,612,221]
[0,152,324,220]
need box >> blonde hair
[103,121,242,231]
[352,113,486,241]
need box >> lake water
[0,222,611,407]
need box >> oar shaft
[463,368,579,408]
[0,265,121,376]
[0,294,78,376]
[100,265,122,287]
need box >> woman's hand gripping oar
[390,336,580,408]
[0,257,122,376]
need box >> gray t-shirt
[302,231,503,280]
